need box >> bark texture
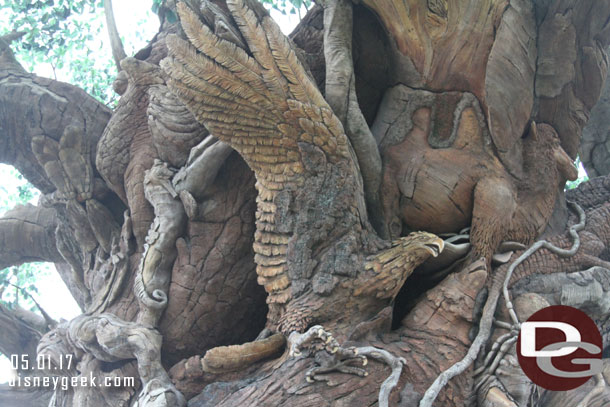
[0,0,609,406]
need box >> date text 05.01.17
[10,353,74,371]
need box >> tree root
[502,201,586,325]
[289,326,405,407]
[576,373,607,407]
[473,329,518,392]
[419,202,586,407]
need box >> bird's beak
[423,238,444,257]
[554,147,578,181]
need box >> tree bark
[0,0,609,406]
[0,204,62,269]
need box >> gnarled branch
[0,42,112,193]
[0,301,44,371]
[104,0,127,71]
[0,204,62,270]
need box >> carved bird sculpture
[162,0,444,339]
[376,85,579,268]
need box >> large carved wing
[162,0,351,183]
[162,0,358,304]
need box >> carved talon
[306,362,369,383]
[290,325,405,407]
[474,326,519,379]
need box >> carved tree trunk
[1,0,609,406]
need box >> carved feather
[164,0,355,305]
[165,0,351,170]
[176,2,268,96]
[224,0,290,103]
[357,232,444,299]
[85,199,120,254]
[59,125,93,201]
[31,136,73,199]
[260,18,325,107]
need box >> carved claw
[306,360,369,383]
[474,322,520,392]
[289,326,405,407]
[289,326,357,360]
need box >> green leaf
[166,9,177,23]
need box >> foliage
[258,0,312,16]
[565,157,589,190]
[0,263,51,312]
[151,0,177,23]
[0,0,119,105]
[0,166,38,215]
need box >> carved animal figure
[162,0,444,338]
[96,57,207,249]
[376,85,579,265]
[95,58,161,248]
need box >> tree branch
[0,43,112,193]
[8,283,56,329]
[0,301,43,369]
[320,0,384,236]
[0,385,52,407]
[104,0,127,71]
[0,204,63,270]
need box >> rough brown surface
[1,0,610,406]
[376,85,578,265]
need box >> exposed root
[473,328,517,377]
[418,259,496,407]
[502,201,586,325]
[473,329,519,393]
[419,202,585,407]
[576,373,607,407]
[290,326,405,407]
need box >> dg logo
[517,305,603,391]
